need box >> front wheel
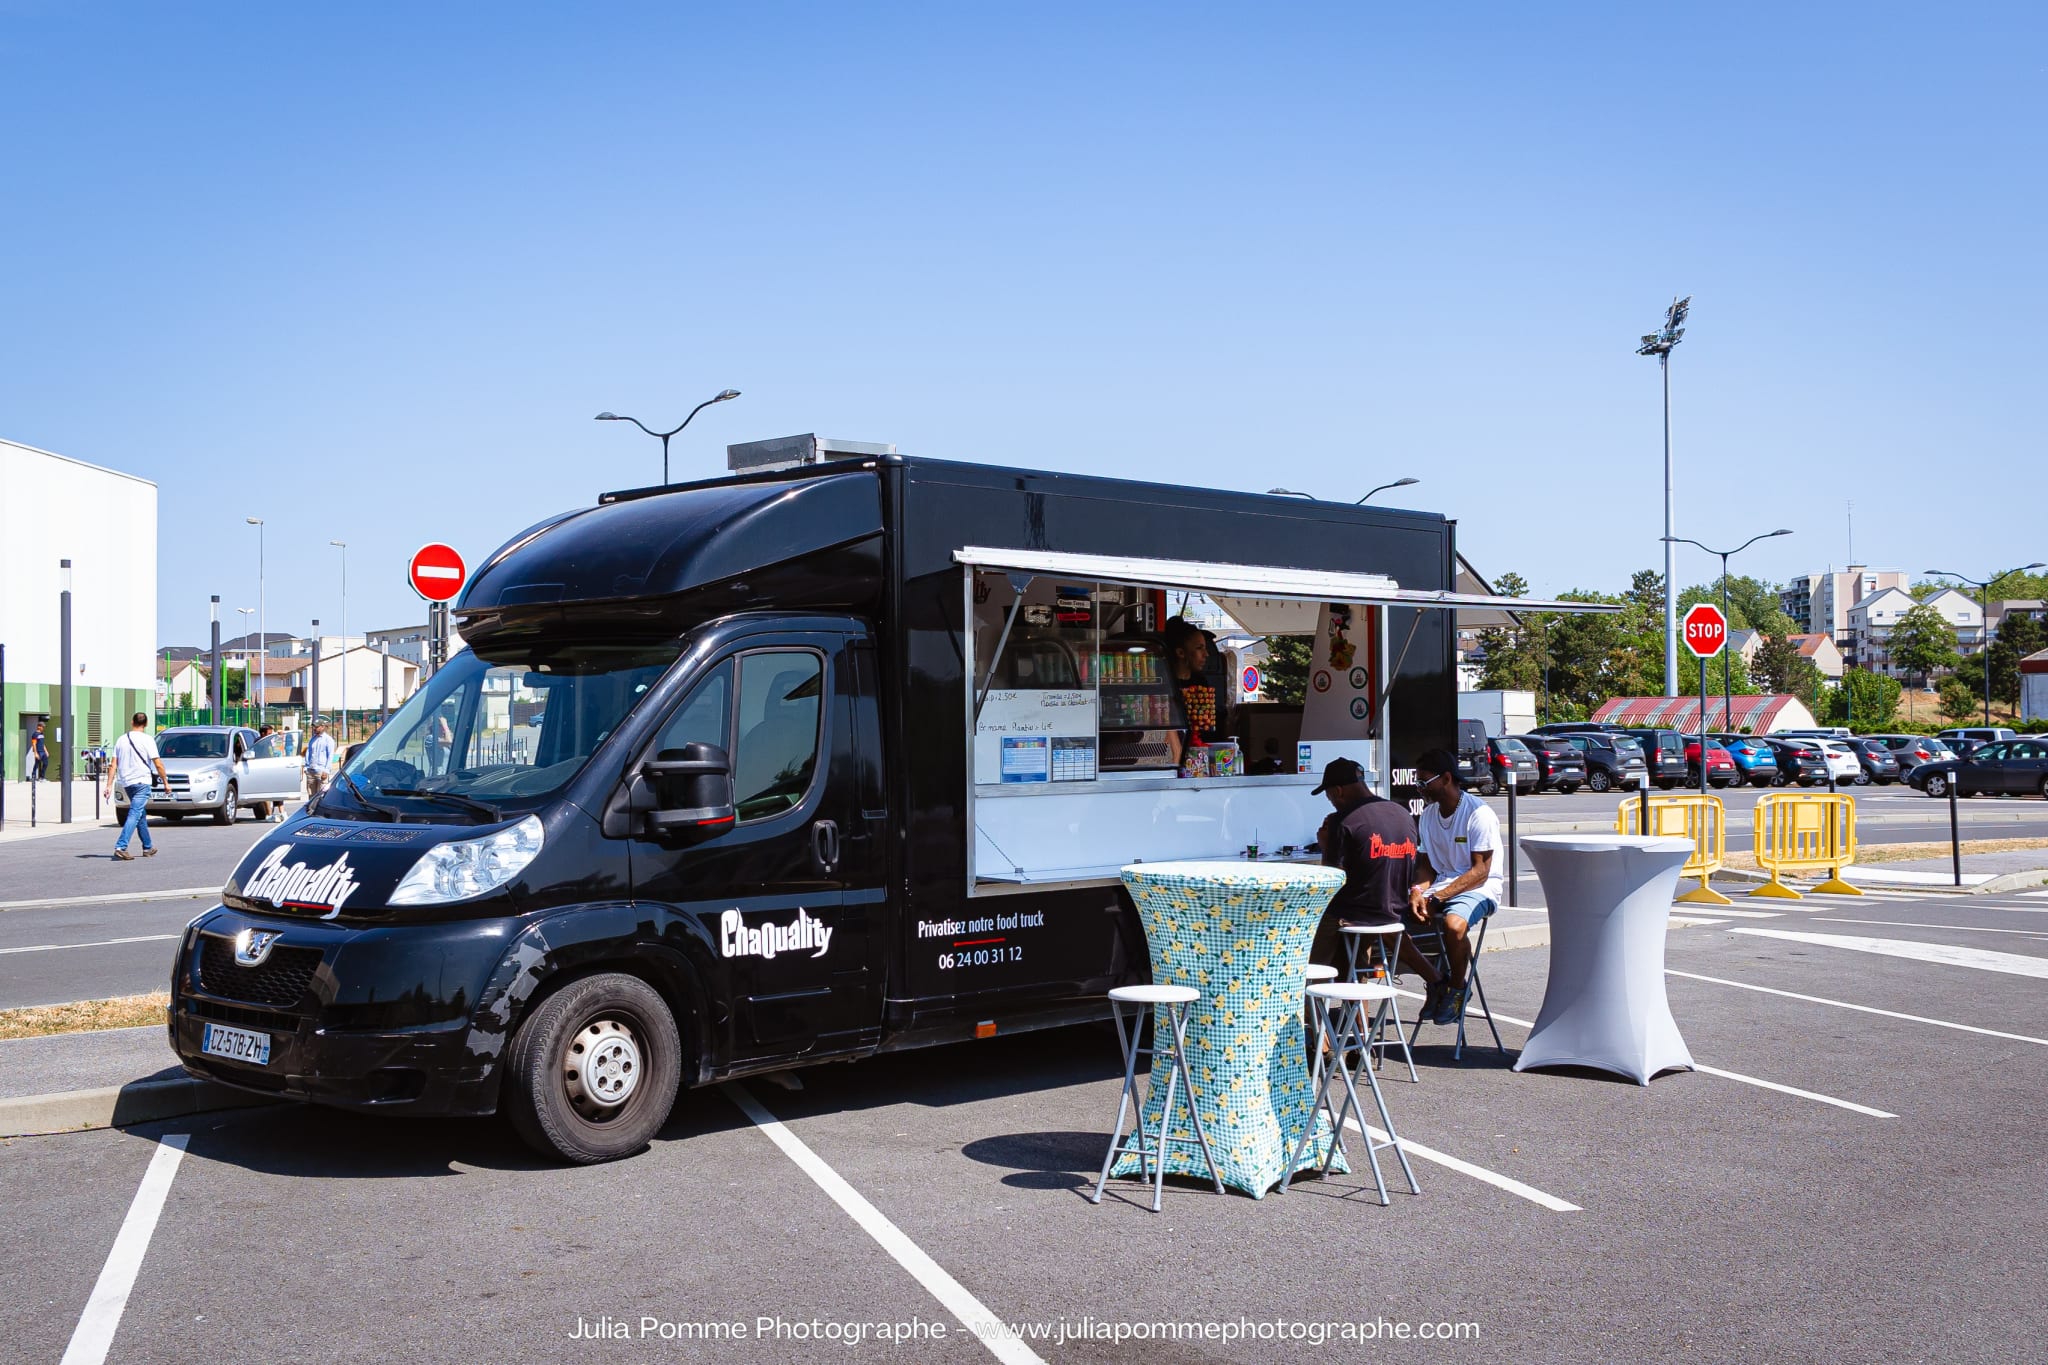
[505,972,682,1164]
[213,783,237,825]
[1923,774,1950,799]
[1587,769,1612,794]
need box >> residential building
[156,657,210,707]
[1984,599,2045,638]
[283,645,421,716]
[1788,634,1845,680]
[1921,588,1986,654]
[0,436,157,781]
[364,621,467,671]
[1777,566,1910,639]
[1725,629,1765,674]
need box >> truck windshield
[336,642,679,817]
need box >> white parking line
[1811,917,2048,939]
[1667,969,2048,1047]
[722,1084,1046,1365]
[0,934,179,956]
[60,1134,189,1365]
[1340,1117,1580,1211]
[1731,928,2048,979]
[1394,989,1895,1118]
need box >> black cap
[1312,757,1365,794]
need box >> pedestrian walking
[106,712,168,860]
[304,720,336,806]
[26,720,50,782]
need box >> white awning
[953,547,1619,617]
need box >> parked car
[1937,726,2016,749]
[1759,736,1829,786]
[1511,734,1586,794]
[1867,733,1959,775]
[112,725,301,825]
[1776,727,1853,741]
[1481,736,1541,795]
[1809,739,1865,785]
[1844,737,1902,786]
[1554,731,1648,793]
[1455,718,1490,788]
[1681,737,1741,788]
[1610,728,1692,789]
[1708,734,1781,787]
[1908,738,2048,799]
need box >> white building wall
[0,438,156,692]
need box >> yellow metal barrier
[1615,793,1730,904]
[1749,791,1861,899]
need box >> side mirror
[639,742,737,843]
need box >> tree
[1262,635,1313,705]
[1833,669,1901,730]
[1887,603,1961,690]
[1939,676,1980,724]
[1987,614,2047,709]
[1751,630,1827,711]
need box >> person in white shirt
[303,721,337,804]
[105,712,169,860]
[1409,746,1504,1025]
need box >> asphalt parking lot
[6,877,2045,1364]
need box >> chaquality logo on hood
[720,907,832,960]
[240,844,364,919]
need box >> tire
[504,972,682,1164]
[1587,769,1612,794]
[1923,773,1949,799]
[1750,776,1775,788]
[1852,770,1871,786]
[1557,783,1580,795]
[1654,779,1676,791]
[1480,776,1499,796]
[2039,777,2048,800]
[252,801,272,820]
[1710,778,1733,789]
[213,783,237,825]
[164,812,186,823]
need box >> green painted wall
[3,681,151,781]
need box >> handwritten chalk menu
[976,689,1099,784]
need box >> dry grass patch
[0,992,168,1040]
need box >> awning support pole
[973,573,1036,722]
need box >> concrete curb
[1711,865,2048,896]
[0,1074,278,1138]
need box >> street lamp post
[330,540,347,740]
[246,517,266,724]
[209,596,223,720]
[1924,563,2046,723]
[595,389,741,485]
[1638,296,1691,697]
[1357,477,1420,505]
[236,608,255,715]
[59,559,73,824]
[1665,530,1794,728]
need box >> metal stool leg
[1281,997,1350,1191]
[1356,1024,1421,1197]
[1164,1001,1227,1198]
[1321,1001,1388,1204]
[1090,999,1152,1204]
[1367,931,1419,1082]
[1148,1036,1180,1213]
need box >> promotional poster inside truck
[171,446,1592,1162]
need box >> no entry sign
[409,543,467,603]
[1682,603,1728,658]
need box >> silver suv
[113,726,301,824]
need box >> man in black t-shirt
[1309,758,1448,1014]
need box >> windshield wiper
[380,788,505,823]
[338,770,400,822]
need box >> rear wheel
[213,783,237,825]
[1750,775,1775,788]
[1654,778,1676,791]
[1587,769,1612,794]
[505,972,682,1164]
[1557,782,1580,795]
[1923,773,1950,799]
[1852,770,1871,786]
[1480,775,1499,796]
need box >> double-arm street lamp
[596,389,741,485]
[1638,295,1691,696]
[1924,563,2046,723]
[1264,477,1421,503]
[1664,529,1793,728]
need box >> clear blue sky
[4,2,2042,647]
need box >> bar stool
[1090,985,1226,1212]
[1281,982,1421,1206]
[1341,922,1418,1082]
[1406,915,1506,1062]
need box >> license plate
[201,1022,271,1066]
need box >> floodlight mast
[1638,296,1691,697]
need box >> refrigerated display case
[1098,636,1180,771]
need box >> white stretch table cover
[1514,835,1697,1086]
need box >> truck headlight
[390,815,545,905]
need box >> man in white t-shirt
[1409,746,1504,1025]
[105,712,169,860]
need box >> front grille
[198,935,322,1008]
[189,997,303,1032]
[167,774,191,790]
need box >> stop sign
[409,543,467,603]
[1682,602,1728,658]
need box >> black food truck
[171,439,1592,1162]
